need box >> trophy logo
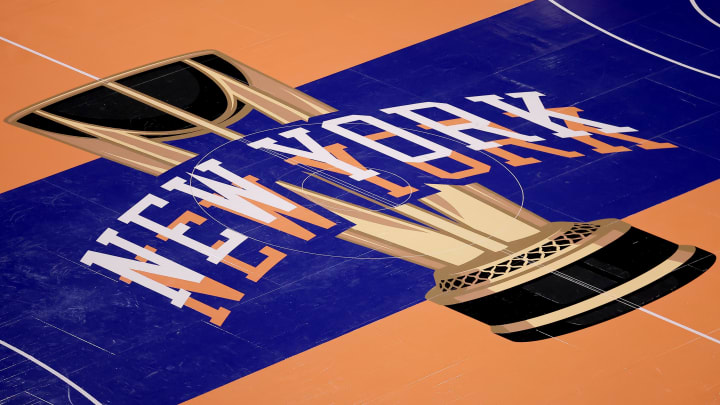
[7,50,715,341]
[278,177,715,341]
[6,50,336,175]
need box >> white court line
[691,0,720,29]
[0,391,25,403]
[548,0,720,80]
[0,36,99,80]
[33,317,115,356]
[0,339,102,405]
[25,391,54,405]
[1,34,105,405]
[637,307,720,345]
[553,264,720,346]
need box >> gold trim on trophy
[279,177,715,341]
[6,50,336,175]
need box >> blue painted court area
[1,0,719,403]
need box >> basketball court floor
[1,0,720,403]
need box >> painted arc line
[548,0,720,80]
[0,339,103,405]
[690,0,720,29]
[0,35,99,80]
[190,123,526,260]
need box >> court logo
[7,51,716,341]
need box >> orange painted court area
[3,1,720,403]
[187,180,720,404]
[0,0,529,193]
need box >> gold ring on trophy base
[427,219,631,306]
[429,221,570,279]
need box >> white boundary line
[0,35,99,80]
[548,0,720,80]
[637,307,720,345]
[691,0,720,29]
[0,339,102,405]
[554,268,720,346]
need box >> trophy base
[444,225,715,342]
[496,246,714,342]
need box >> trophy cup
[277,178,715,341]
[6,50,336,175]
